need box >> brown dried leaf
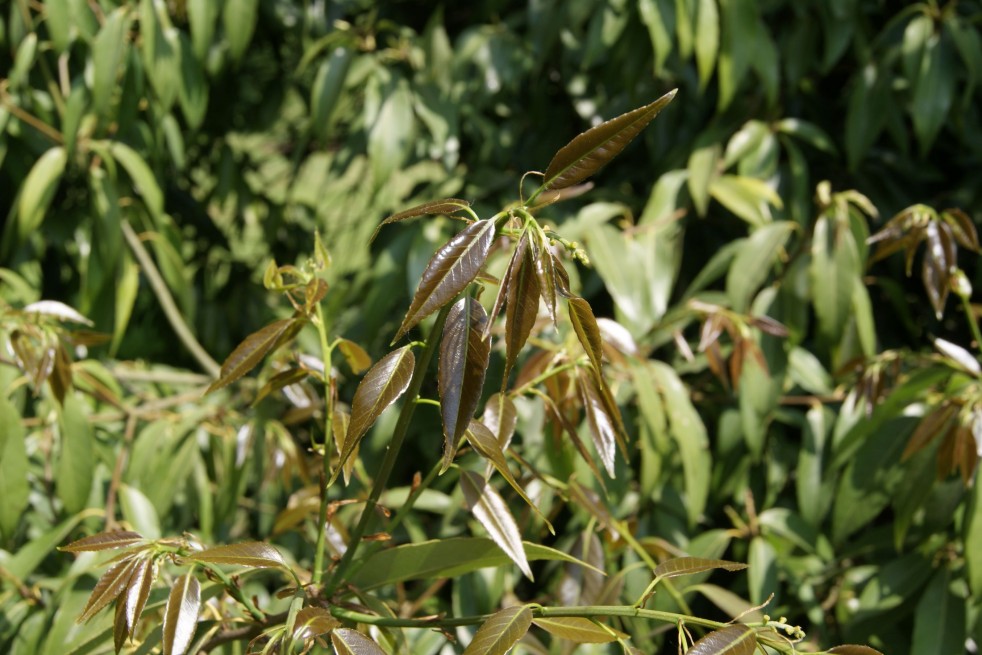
[208,318,304,394]
[370,198,472,243]
[188,541,286,569]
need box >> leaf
[186,0,218,60]
[123,557,156,635]
[368,80,416,184]
[504,233,540,381]
[222,0,258,63]
[0,397,29,539]
[90,8,130,120]
[396,219,496,342]
[827,647,885,655]
[77,558,139,623]
[331,628,386,655]
[23,300,94,325]
[532,617,621,643]
[56,394,95,515]
[61,531,145,553]
[774,118,837,153]
[17,146,67,240]
[577,371,617,478]
[293,607,340,641]
[460,470,533,579]
[687,624,757,655]
[312,47,353,141]
[709,175,781,226]
[542,89,677,191]
[568,297,604,377]
[911,569,966,655]
[370,198,472,243]
[811,216,859,340]
[439,299,491,471]
[254,368,310,405]
[483,392,517,450]
[333,345,415,483]
[109,142,164,220]
[966,478,982,600]
[725,221,794,312]
[653,557,747,579]
[534,236,559,325]
[694,0,719,90]
[933,338,980,376]
[461,605,533,655]
[188,541,286,569]
[338,338,372,374]
[207,318,303,393]
[162,574,200,655]
[911,33,954,155]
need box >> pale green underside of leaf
[461,470,533,580]
[461,605,532,655]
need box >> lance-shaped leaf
[529,182,594,209]
[332,346,415,484]
[828,646,886,655]
[653,557,748,579]
[542,89,677,191]
[188,541,286,569]
[254,367,310,405]
[332,409,357,485]
[77,557,140,623]
[123,557,156,635]
[207,318,304,393]
[568,297,604,376]
[293,607,340,641]
[687,625,757,655]
[61,530,145,552]
[466,421,553,531]
[485,235,526,339]
[532,617,623,643]
[370,198,472,242]
[461,604,533,655]
[483,393,518,450]
[504,232,540,382]
[577,371,617,478]
[163,574,200,655]
[534,235,560,326]
[395,219,496,342]
[332,627,387,655]
[934,337,981,377]
[439,299,491,471]
[338,338,372,374]
[460,470,533,580]
[113,595,129,654]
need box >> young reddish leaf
[293,606,340,641]
[77,557,139,623]
[577,371,617,478]
[943,208,980,251]
[369,198,472,243]
[338,338,372,374]
[462,604,533,655]
[568,297,604,376]
[332,409,357,485]
[504,233,540,382]
[465,421,553,531]
[333,346,415,484]
[123,557,156,635]
[254,367,310,405]
[460,470,533,580]
[395,219,496,342]
[331,627,387,655]
[49,343,73,405]
[207,318,304,393]
[439,298,491,472]
[953,426,979,484]
[532,617,624,643]
[534,235,559,326]
[529,182,594,209]
[653,556,748,579]
[61,530,145,552]
[828,647,886,655]
[113,594,129,653]
[483,392,518,449]
[687,625,757,655]
[485,235,526,339]
[542,89,677,191]
[162,574,200,655]
[188,541,286,569]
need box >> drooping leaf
[460,470,533,579]
[483,392,517,450]
[162,573,200,655]
[465,421,552,531]
[532,617,622,643]
[61,531,145,553]
[207,318,304,393]
[113,595,129,654]
[90,8,130,120]
[56,394,95,515]
[461,605,533,655]
[503,232,540,382]
[77,558,139,623]
[188,541,286,569]
[568,297,604,377]
[333,346,415,483]
[293,607,340,641]
[395,219,496,342]
[0,397,29,539]
[695,0,719,89]
[17,146,67,240]
[331,628,386,655]
[687,624,757,655]
[439,299,491,471]
[370,198,472,242]
[653,557,748,579]
[811,216,859,340]
[338,338,372,374]
[577,371,617,478]
[542,90,677,191]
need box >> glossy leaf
[332,628,386,655]
[653,556,747,579]
[439,299,491,471]
[568,296,604,377]
[687,624,757,655]
[338,338,372,374]
[207,318,303,393]
[77,558,138,623]
[534,236,559,325]
[162,574,200,655]
[0,397,29,539]
[483,393,517,450]
[123,557,156,635]
[542,90,677,191]
[334,346,415,483]
[293,607,340,640]
[461,604,532,655]
[370,198,472,242]
[827,647,885,655]
[61,530,145,553]
[504,232,540,381]
[532,617,621,643]
[396,219,496,342]
[461,470,533,579]
[188,541,286,569]
[17,146,67,240]
[577,371,617,478]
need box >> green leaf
[222,0,259,63]
[17,146,67,240]
[56,395,94,515]
[911,569,966,655]
[368,81,415,184]
[461,605,532,655]
[796,404,832,526]
[177,31,209,130]
[461,471,533,580]
[112,256,140,357]
[333,345,415,483]
[140,0,180,111]
[577,371,617,478]
[0,396,29,540]
[371,199,472,243]
[312,47,353,141]
[207,318,303,393]
[709,175,781,226]
[186,0,218,60]
[188,541,286,569]
[90,8,131,120]
[338,338,372,375]
[716,0,756,111]
[747,536,777,606]
[911,31,953,154]
[396,219,496,342]
[9,32,38,89]
[6,514,87,580]
[108,142,164,220]
[788,347,833,395]
[774,118,837,154]
[966,476,982,598]
[45,0,73,52]
[331,628,386,655]
[638,0,674,74]
[542,89,677,191]
[162,574,200,655]
[439,298,491,470]
[119,485,161,539]
[61,530,145,553]
[687,144,719,217]
[503,233,540,381]
[811,216,859,340]
[532,617,620,643]
[349,538,600,589]
[845,64,888,169]
[827,647,885,655]
[691,583,764,622]
[654,557,747,579]
[725,221,794,312]
[687,624,757,655]
[694,0,719,90]
[852,276,876,357]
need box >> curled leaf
[162,574,200,655]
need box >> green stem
[198,563,265,622]
[961,293,982,351]
[323,302,454,597]
[311,304,336,585]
